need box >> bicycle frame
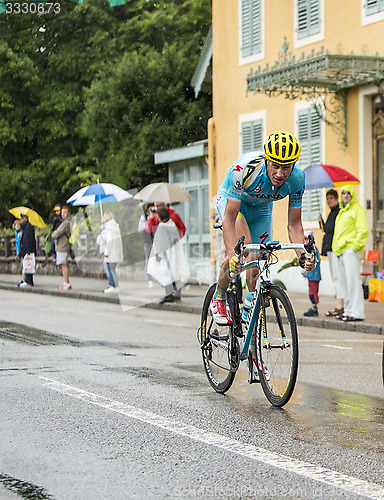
[236,241,307,361]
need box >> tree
[0,0,211,226]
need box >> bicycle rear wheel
[255,285,298,407]
[200,283,236,393]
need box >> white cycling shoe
[210,298,232,326]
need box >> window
[240,0,263,60]
[365,0,384,16]
[297,0,321,39]
[294,0,323,48]
[298,108,322,221]
[241,119,263,153]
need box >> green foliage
[0,0,212,227]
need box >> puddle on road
[0,473,54,499]
[226,377,384,453]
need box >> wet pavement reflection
[223,371,384,454]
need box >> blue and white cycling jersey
[216,151,305,244]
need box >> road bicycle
[198,234,316,407]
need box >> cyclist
[211,130,315,326]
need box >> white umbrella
[134,182,190,203]
[67,181,132,217]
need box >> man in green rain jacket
[332,185,368,321]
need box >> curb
[1,283,382,335]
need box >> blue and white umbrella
[67,181,132,216]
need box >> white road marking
[321,345,353,350]
[300,339,382,343]
[38,376,384,499]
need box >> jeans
[103,260,118,288]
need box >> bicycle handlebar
[230,234,317,278]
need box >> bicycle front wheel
[255,285,298,407]
[200,284,236,393]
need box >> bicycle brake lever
[304,234,315,255]
[234,235,245,266]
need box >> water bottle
[242,292,254,322]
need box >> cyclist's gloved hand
[229,254,241,274]
[299,252,315,271]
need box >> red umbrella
[302,164,360,190]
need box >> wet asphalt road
[0,290,383,500]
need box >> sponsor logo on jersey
[232,164,243,172]
[247,192,284,200]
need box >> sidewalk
[0,273,383,335]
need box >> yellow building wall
[211,0,384,247]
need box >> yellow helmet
[263,131,301,165]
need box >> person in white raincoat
[101,212,124,293]
[147,208,190,304]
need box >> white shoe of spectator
[19,281,31,288]
[104,286,118,294]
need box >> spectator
[146,202,186,238]
[52,205,73,291]
[101,211,124,293]
[303,230,322,317]
[12,219,23,257]
[146,202,186,299]
[147,208,189,304]
[50,204,62,256]
[318,189,344,317]
[43,204,62,262]
[332,185,368,321]
[19,214,36,288]
[12,219,24,284]
[138,203,155,288]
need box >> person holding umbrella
[147,208,189,303]
[146,202,186,300]
[19,214,37,288]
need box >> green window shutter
[297,0,320,39]
[241,120,263,153]
[241,0,262,58]
[298,109,321,220]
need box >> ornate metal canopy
[246,41,384,146]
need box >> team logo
[260,231,269,244]
[253,186,261,193]
[234,180,242,190]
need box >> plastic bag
[23,253,36,274]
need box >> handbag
[23,253,36,274]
